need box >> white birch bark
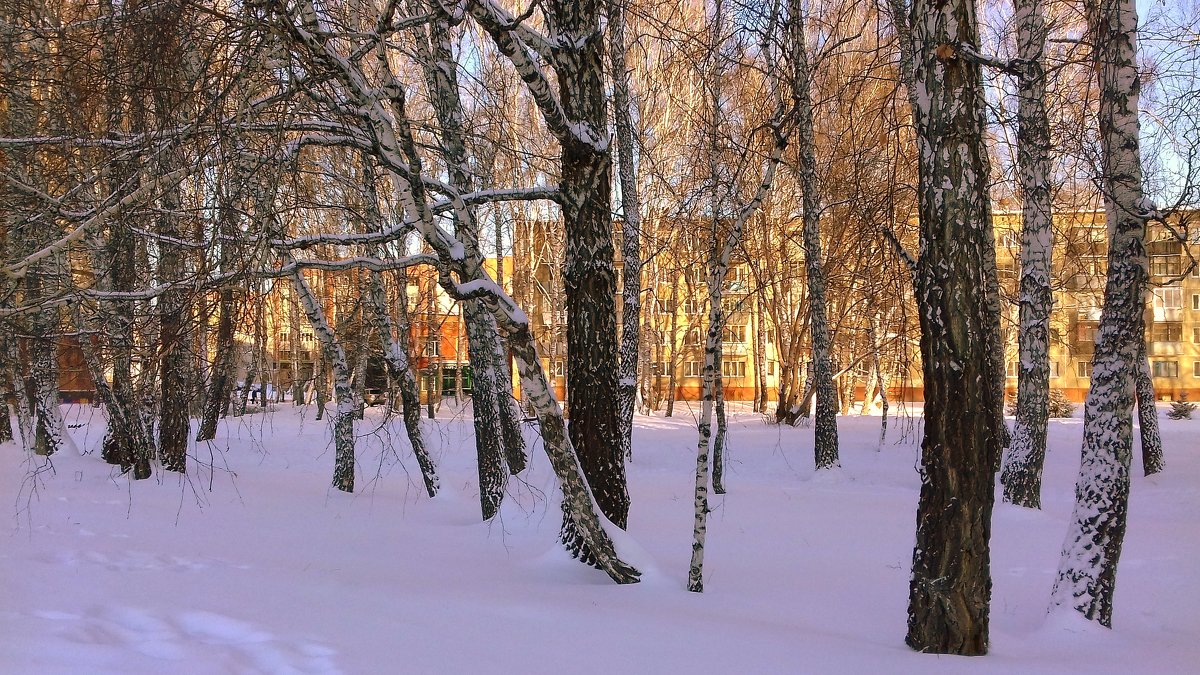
[609,0,644,462]
[1001,0,1056,509]
[269,0,640,581]
[1050,0,1149,628]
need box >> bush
[1167,392,1196,420]
[1048,390,1075,418]
[1006,389,1075,419]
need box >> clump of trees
[1,0,1195,655]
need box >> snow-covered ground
[2,402,1197,674]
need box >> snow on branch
[467,0,606,151]
[0,161,215,279]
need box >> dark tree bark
[888,0,1005,655]
[544,0,631,556]
[790,0,839,470]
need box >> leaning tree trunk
[889,0,1006,655]
[291,269,357,493]
[1001,0,1055,509]
[1134,334,1163,476]
[410,17,515,514]
[1049,0,1149,631]
[791,4,839,469]
[275,0,640,581]
[368,270,439,498]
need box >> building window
[999,229,1020,250]
[1050,361,1060,378]
[722,360,747,378]
[1078,361,1092,378]
[301,330,314,344]
[1195,361,1200,378]
[1192,294,1200,311]
[767,360,776,376]
[1006,361,1018,378]
[1150,255,1181,278]
[1194,326,1200,343]
[553,360,565,378]
[425,337,440,357]
[1152,360,1179,378]
[685,361,703,377]
[1077,323,1099,343]
[685,327,703,346]
[1150,323,1183,343]
[723,324,747,344]
[1153,286,1183,310]
[725,265,749,291]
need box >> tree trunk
[369,271,440,498]
[1001,0,1055,509]
[157,166,191,475]
[291,269,357,493]
[609,0,644,463]
[1135,335,1163,476]
[891,0,1005,655]
[791,4,839,469]
[1050,0,1148,628]
[550,0,630,558]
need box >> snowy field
[1,402,1197,674]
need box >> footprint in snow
[39,605,341,674]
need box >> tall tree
[790,0,839,470]
[1050,0,1151,626]
[1001,0,1057,509]
[887,0,1006,655]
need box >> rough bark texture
[276,0,639,581]
[791,5,839,470]
[156,163,191,475]
[551,0,631,555]
[1001,0,1055,509]
[1049,0,1147,630]
[895,0,1004,655]
[292,270,356,493]
[609,0,643,463]
[382,272,439,496]
[413,11,518,516]
[1134,339,1163,476]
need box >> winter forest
[2,0,1199,671]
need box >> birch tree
[887,0,1007,655]
[1001,0,1057,509]
[1050,0,1152,626]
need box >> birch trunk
[415,4,524,502]
[1050,0,1149,628]
[291,269,357,492]
[890,0,1005,655]
[1001,0,1056,509]
[157,159,191,475]
[791,2,839,469]
[369,271,439,497]
[609,0,644,462]
[546,0,630,555]
[275,0,639,580]
[1135,336,1163,476]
